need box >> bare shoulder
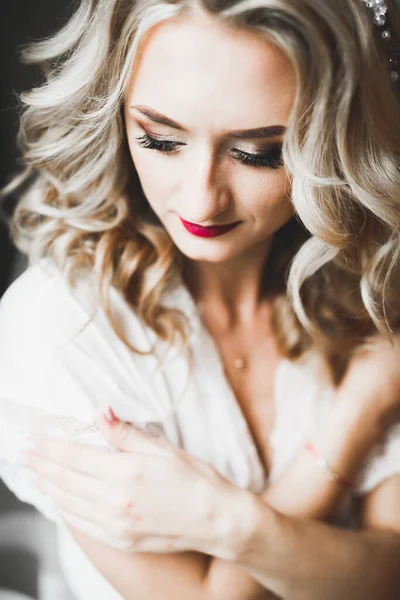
[334,333,400,435]
[358,474,400,535]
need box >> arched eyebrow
[130,105,286,140]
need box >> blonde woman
[1,0,400,598]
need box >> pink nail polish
[104,406,117,423]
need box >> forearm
[68,528,212,600]
[261,398,381,519]
[232,498,400,600]
[205,400,381,599]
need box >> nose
[180,145,232,224]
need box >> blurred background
[0,3,77,597]
[0,0,77,295]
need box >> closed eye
[134,133,284,170]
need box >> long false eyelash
[135,134,181,154]
[135,133,284,169]
[230,148,284,169]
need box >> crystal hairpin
[361,0,399,85]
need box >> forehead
[126,13,296,132]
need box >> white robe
[0,259,399,600]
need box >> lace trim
[0,397,115,522]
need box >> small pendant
[233,357,246,370]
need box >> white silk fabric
[0,259,399,600]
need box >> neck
[182,237,274,329]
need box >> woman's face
[124,12,296,264]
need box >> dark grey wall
[0,1,75,296]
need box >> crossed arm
[66,390,400,600]
[224,476,400,600]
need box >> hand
[22,409,238,557]
[335,332,400,437]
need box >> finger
[26,453,105,503]
[60,507,180,555]
[35,477,127,539]
[97,410,179,458]
[36,477,105,525]
[59,509,134,551]
[28,436,117,479]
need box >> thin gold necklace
[197,304,248,371]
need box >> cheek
[246,171,293,225]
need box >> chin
[170,236,246,264]
[182,251,237,264]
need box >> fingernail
[103,406,117,424]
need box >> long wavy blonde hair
[3,0,400,385]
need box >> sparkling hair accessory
[362,0,399,85]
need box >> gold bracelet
[305,441,354,491]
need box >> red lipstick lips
[180,217,241,238]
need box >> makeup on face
[129,104,287,138]
[124,19,296,266]
[179,217,242,238]
[128,105,286,170]
[126,106,287,237]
